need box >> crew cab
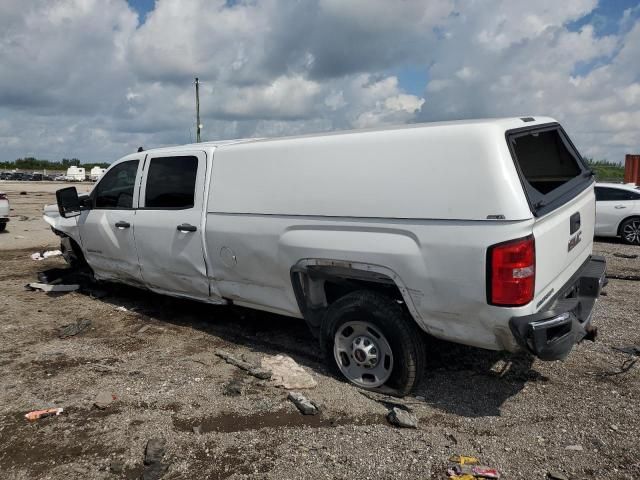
[45,117,606,395]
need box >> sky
[1,0,639,164]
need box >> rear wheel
[320,290,425,396]
[620,217,640,245]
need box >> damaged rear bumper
[509,255,606,361]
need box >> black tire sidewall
[620,218,640,245]
[320,291,423,395]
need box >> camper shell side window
[506,123,592,217]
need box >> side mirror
[56,187,81,218]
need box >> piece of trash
[31,250,62,261]
[192,425,202,435]
[449,455,479,465]
[25,407,64,421]
[386,406,418,429]
[288,391,319,415]
[58,319,91,338]
[261,354,317,389]
[564,444,583,451]
[94,391,116,409]
[137,325,151,334]
[27,282,79,293]
[215,350,272,380]
[612,345,640,356]
[142,438,168,480]
[613,252,638,259]
[547,472,569,480]
[447,455,500,479]
[116,306,128,312]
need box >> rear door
[595,186,639,236]
[134,151,222,301]
[507,125,594,303]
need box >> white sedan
[595,183,640,245]
[0,191,9,232]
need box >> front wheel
[620,217,640,245]
[320,290,425,396]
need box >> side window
[144,156,198,209]
[95,160,139,209]
[596,187,639,201]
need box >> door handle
[177,223,197,232]
[115,221,130,229]
[614,205,627,209]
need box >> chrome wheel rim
[333,321,393,388]
[622,220,640,244]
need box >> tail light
[487,235,535,306]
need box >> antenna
[194,77,202,143]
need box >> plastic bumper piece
[509,255,606,361]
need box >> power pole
[194,77,201,143]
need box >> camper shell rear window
[506,124,592,216]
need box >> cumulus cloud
[0,0,638,163]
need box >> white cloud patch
[0,0,638,163]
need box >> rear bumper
[509,255,606,361]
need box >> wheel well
[291,264,409,337]
[617,215,640,236]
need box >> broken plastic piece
[26,282,79,292]
[25,408,63,421]
[449,455,480,465]
[30,250,63,261]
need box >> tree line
[0,157,110,170]
[585,159,624,182]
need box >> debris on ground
[142,438,168,480]
[612,345,640,356]
[447,454,500,479]
[94,391,116,410]
[613,252,638,259]
[547,471,569,480]
[26,282,79,293]
[287,391,319,415]
[30,250,62,261]
[215,350,272,380]
[386,406,418,429]
[261,354,317,389]
[137,325,151,334]
[192,425,202,435]
[25,407,64,421]
[58,318,91,338]
[564,444,583,451]
[223,379,243,396]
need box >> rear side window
[144,156,198,209]
[595,187,640,201]
[508,125,590,215]
[95,160,139,209]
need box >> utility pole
[194,77,201,143]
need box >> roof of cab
[137,116,557,156]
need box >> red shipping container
[625,154,640,185]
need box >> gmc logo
[568,231,582,252]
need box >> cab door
[134,151,222,301]
[76,158,144,285]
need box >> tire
[320,290,425,396]
[619,217,640,245]
[0,222,5,232]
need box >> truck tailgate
[532,185,595,307]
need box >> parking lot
[0,181,639,479]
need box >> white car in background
[595,183,640,245]
[0,191,9,232]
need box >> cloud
[0,0,638,164]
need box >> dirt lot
[0,182,639,479]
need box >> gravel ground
[0,185,639,480]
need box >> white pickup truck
[45,117,606,395]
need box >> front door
[76,158,144,284]
[134,151,220,301]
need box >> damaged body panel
[44,116,605,393]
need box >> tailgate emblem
[568,231,582,252]
[570,212,581,234]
